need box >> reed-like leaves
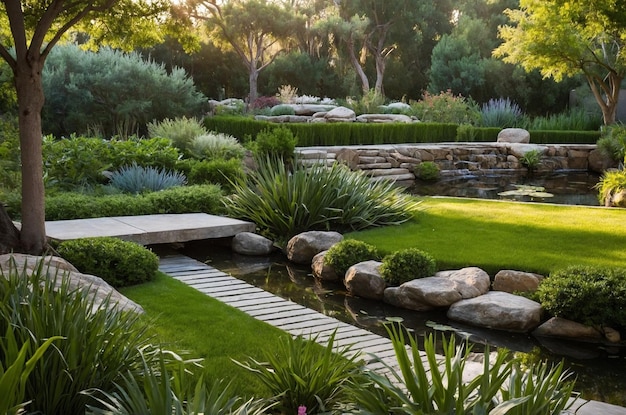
[226,156,421,240]
[235,330,363,414]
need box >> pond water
[180,242,626,407]
[407,171,601,206]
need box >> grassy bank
[348,197,626,275]
[119,272,289,399]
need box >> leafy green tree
[42,44,206,137]
[494,0,626,124]
[0,0,169,254]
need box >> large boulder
[384,277,462,311]
[497,128,530,144]
[532,317,602,340]
[434,267,491,298]
[447,291,542,332]
[344,261,385,300]
[231,232,274,256]
[324,106,356,122]
[286,231,343,264]
[492,270,544,293]
[356,114,414,123]
[588,148,617,173]
[0,253,143,314]
[311,250,341,281]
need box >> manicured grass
[119,272,289,399]
[348,197,626,275]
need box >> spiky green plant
[0,255,153,415]
[189,132,245,160]
[226,157,421,240]
[235,331,363,414]
[148,116,207,153]
[480,97,524,128]
[595,169,626,206]
[109,163,187,194]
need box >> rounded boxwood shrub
[380,248,436,286]
[56,237,159,287]
[537,265,626,329]
[416,161,440,181]
[324,239,380,276]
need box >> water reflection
[407,171,601,206]
[182,243,626,406]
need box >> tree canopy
[494,0,626,124]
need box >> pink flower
[297,405,307,415]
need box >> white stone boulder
[435,267,491,298]
[290,104,337,115]
[311,250,341,281]
[344,260,385,300]
[384,277,462,311]
[356,114,414,123]
[286,231,343,264]
[497,128,530,144]
[0,254,143,314]
[324,106,356,122]
[231,232,274,256]
[447,291,542,332]
[492,270,544,293]
[507,143,547,158]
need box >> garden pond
[181,242,626,407]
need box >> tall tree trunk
[248,66,259,105]
[374,54,385,97]
[347,38,370,95]
[586,71,622,125]
[14,55,46,254]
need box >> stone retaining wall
[296,143,611,181]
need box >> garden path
[158,253,626,415]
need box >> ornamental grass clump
[189,132,245,160]
[108,163,187,194]
[380,248,436,286]
[226,157,421,240]
[325,239,380,276]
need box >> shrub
[596,124,626,164]
[235,331,362,415]
[325,240,380,276]
[0,256,153,414]
[180,158,245,190]
[380,248,436,286]
[144,184,225,215]
[249,126,297,162]
[108,137,180,171]
[410,90,480,124]
[108,164,187,194]
[42,44,206,138]
[57,237,158,287]
[524,108,601,131]
[345,89,386,115]
[537,265,626,329]
[148,116,208,153]
[596,169,626,206]
[520,149,542,171]
[480,97,524,128]
[416,161,440,181]
[226,158,420,240]
[249,95,280,110]
[269,104,296,116]
[189,132,245,160]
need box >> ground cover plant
[348,197,626,275]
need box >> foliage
[235,331,363,414]
[269,104,296,116]
[522,108,601,131]
[57,237,159,287]
[346,89,386,115]
[226,157,420,240]
[148,116,208,154]
[189,132,245,160]
[380,248,436,286]
[85,350,272,415]
[416,161,440,181]
[0,114,20,190]
[249,126,297,162]
[324,239,380,276]
[108,164,187,194]
[0,256,152,415]
[178,158,245,190]
[596,170,626,206]
[276,84,298,103]
[249,96,281,110]
[520,150,541,172]
[143,184,225,215]
[537,265,626,329]
[596,125,626,163]
[42,45,206,138]
[480,97,524,128]
[43,136,181,191]
[349,322,576,415]
[410,90,480,124]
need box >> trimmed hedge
[325,239,380,276]
[380,248,437,286]
[57,237,159,287]
[4,184,225,220]
[204,116,600,146]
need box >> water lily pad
[498,184,554,198]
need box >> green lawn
[119,272,289,399]
[348,197,626,275]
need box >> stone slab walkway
[44,213,255,245]
[158,253,626,415]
